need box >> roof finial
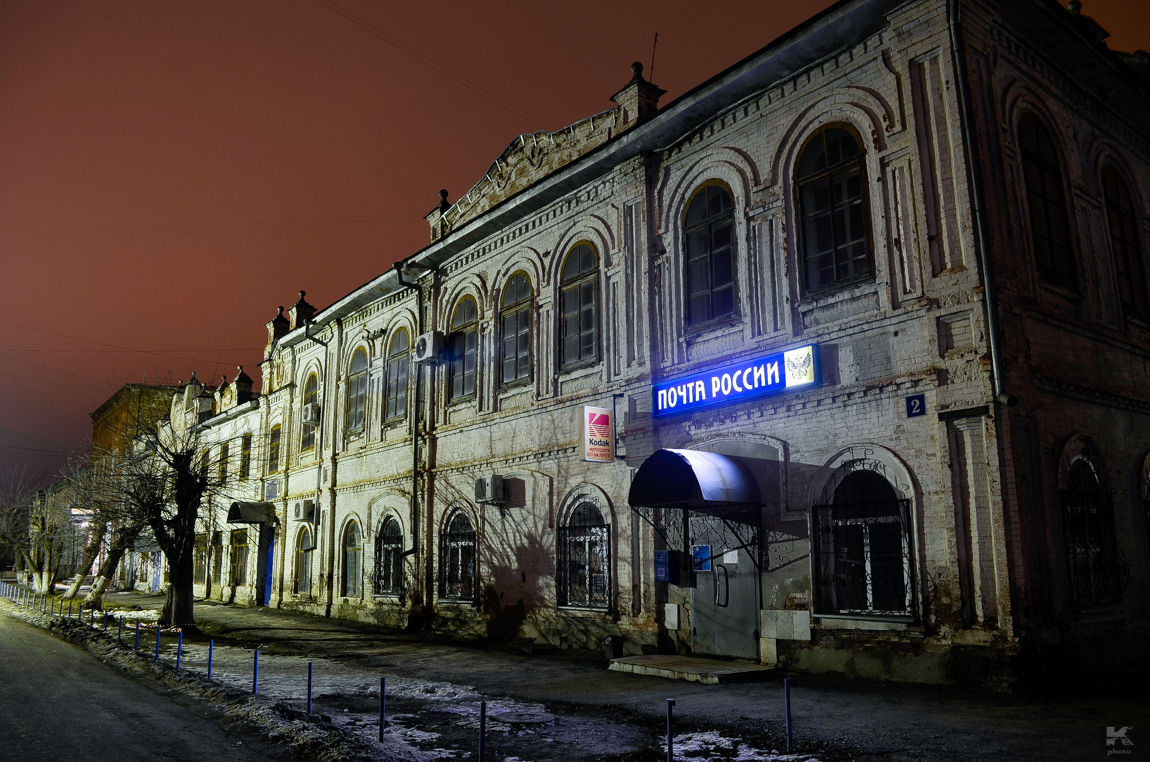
[1067,0,1081,13]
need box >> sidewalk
[108,591,1147,761]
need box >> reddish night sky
[2,0,1147,479]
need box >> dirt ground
[83,591,1146,762]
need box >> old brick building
[145,0,1150,688]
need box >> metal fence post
[479,700,486,762]
[253,650,258,694]
[155,626,161,662]
[208,640,214,679]
[785,677,792,752]
[667,698,676,762]
[379,676,386,741]
[177,631,183,671]
[135,618,140,651]
[307,662,313,715]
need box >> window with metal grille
[439,512,476,602]
[1103,167,1148,314]
[1061,459,1126,607]
[294,526,312,595]
[240,433,252,479]
[374,517,403,596]
[798,126,872,292]
[346,348,368,432]
[811,470,914,616]
[448,298,478,401]
[193,534,207,585]
[342,522,362,597]
[301,373,319,450]
[384,329,409,421]
[267,425,281,473]
[1020,115,1075,286]
[684,184,736,326]
[211,531,223,585]
[557,502,610,609]
[501,273,533,385]
[560,243,598,368]
[229,529,248,587]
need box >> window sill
[1037,277,1081,301]
[684,317,743,343]
[557,605,611,616]
[372,593,401,600]
[558,359,601,377]
[812,613,917,631]
[437,597,477,606]
[798,278,878,309]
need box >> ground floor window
[1061,459,1125,607]
[375,517,403,596]
[294,526,312,595]
[812,470,914,616]
[439,512,476,602]
[211,531,223,585]
[229,529,248,587]
[342,522,362,597]
[193,534,207,585]
[557,502,610,609]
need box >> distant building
[144,0,1149,689]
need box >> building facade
[150,0,1149,688]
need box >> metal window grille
[374,519,404,596]
[438,514,476,602]
[811,499,914,616]
[557,503,610,609]
[1060,489,1127,607]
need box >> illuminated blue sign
[652,344,820,417]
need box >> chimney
[288,290,316,331]
[265,305,289,359]
[611,62,666,134]
[234,366,254,403]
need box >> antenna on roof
[650,32,659,85]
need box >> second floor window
[449,297,478,400]
[1103,167,1148,314]
[798,125,871,292]
[1020,114,1075,286]
[218,443,229,484]
[684,184,736,325]
[501,273,533,385]
[267,425,281,473]
[561,243,598,368]
[384,329,409,421]
[239,433,252,479]
[346,348,368,432]
[301,372,319,451]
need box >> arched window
[684,184,736,325]
[374,517,403,596]
[1061,459,1123,607]
[797,126,871,292]
[501,273,533,385]
[341,521,362,598]
[301,372,319,451]
[1104,167,1148,313]
[557,502,610,609]
[560,243,598,368]
[384,329,409,421]
[439,511,476,601]
[812,469,913,616]
[294,526,312,595]
[267,425,281,473]
[1019,114,1075,285]
[346,348,368,432]
[448,298,478,401]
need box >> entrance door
[256,525,275,606]
[689,514,760,659]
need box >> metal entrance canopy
[227,501,277,524]
[628,449,761,511]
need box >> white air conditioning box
[301,403,321,427]
[413,331,443,364]
[292,500,315,522]
[474,475,505,504]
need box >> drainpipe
[948,0,1017,408]
[303,318,335,615]
[393,262,427,594]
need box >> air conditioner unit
[301,403,321,427]
[474,475,505,504]
[413,331,444,364]
[292,500,315,522]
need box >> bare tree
[0,467,68,593]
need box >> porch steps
[608,655,775,684]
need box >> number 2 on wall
[906,394,926,418]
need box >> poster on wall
[581,405,613,462]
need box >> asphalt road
[0,613,295,762]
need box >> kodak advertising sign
[652,344,820,417]
[582,406,614,462]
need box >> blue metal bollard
[785,677,792,752]
[155,626,161,662]
[177,631,183,671]
[479,700,486,762]
[384,675,393,740]
[208,640,213,679]
[135,619,140,651]
[307,662,313,715]
[253,650,259,695]
[666,698,676,762]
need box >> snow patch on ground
[670,730,821,761]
